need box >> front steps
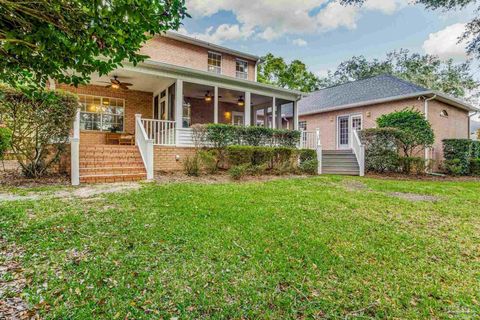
[79,145,147,183]
[322,150,360,176]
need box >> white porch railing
[352,130,365,177]
[316,129,322,175]
[300,130,318,150]
[70,108,80,186]
[142,118,176,146]
[135,114,154,180]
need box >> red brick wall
[154,146,196,171]
[140,36,257,81]
[58,84,153,144]
[299,98,469,163]
[186,97,245,125]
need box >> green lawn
[1,176,479,319]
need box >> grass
[1,176,479,319]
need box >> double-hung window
[236,59,248,79]
[78,95,125,132]
[208,52,222,74]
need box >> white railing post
[352,130,365,177]
[135,114,154,181]
[71,108,80,186]
[316,128,322,175]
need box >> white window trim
[208,51,222,75]
[78,94,126,133]
[336,113,362,149]
[235,58,249,79]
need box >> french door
[337,114,362,149]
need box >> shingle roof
[298,74,429,115]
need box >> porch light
[237,96,245,107]
[204,91,212,102]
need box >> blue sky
[180,0,477,78]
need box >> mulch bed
[0,171,70,188]
[155,171,310,184]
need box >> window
[208,52,222,74]
[236,59,248,79]
[78,95,124,132]
[299,121,307,131]
[440,110,449,117]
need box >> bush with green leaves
[360,128,402,173]
[377,108,434,157]
[229,164,248,180]
[399,157,425,175]
[298,149,318,175]
[470,159,480,176]
[198,150,218,174]
[0,126,12,161]
[0,84,78,178]
[183,154,200,177]
[205,124,301,148]
[443,159,463,176]
[442,139,480,175]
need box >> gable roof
[298,74,477,114]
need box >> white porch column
[293,100,299,131]
[244,92,251,126]
[175,79,183,145]
[214,86,219,123]
[271,96,276,129]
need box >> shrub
[442,139,479,175]
[191,124,208,149]
[377,108,434,157]
[470,159,480,176]
[198,150,218,174]
[226,145,254,166]
[0,85,78,178]
[252,147,274,166]
[444,159,463,176]
[229,164,248,180]
[183,154,200,176]
[360,128,402,173]
[298,149,318,175]
[242,126,273,146]
[399,157,425,175]
[274,129,301,148]
[205,124,236,149]
[0,126,12,160]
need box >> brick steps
[79,144,147,184]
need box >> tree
[0,84,78,178]
[0,0,188,88]
[257,53,320,92]
[318,49,478,98]
[376,108,435,158]
[340,0,480,60]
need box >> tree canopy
[257,53,320,93]
[340,0,480,60]
[318,49,478,98]
[0,0,188,88]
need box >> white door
[232,111,244,126]
[337,115,362,149]
[338,116,350,149]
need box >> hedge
[359,128,402,173]
[442,139,480,175]
[205,124,300,148]
[225,145,318,176]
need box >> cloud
[292,38,308,47]
[422,23,470,60]
[184,0,409,43]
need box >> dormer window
[236,59,248,79]
[208,52,222,74]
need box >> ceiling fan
[102,76,133,90]
[191,90,222,102]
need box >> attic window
[440,110,449,117]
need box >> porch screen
[78,95,125,132]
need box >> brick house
[298,75,478,173]
[60,32,302,184]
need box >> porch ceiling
[89,69,174,93]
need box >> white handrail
[141,118,176,145]
[135,114,154,180]
[316,128,322,175]
[70,108,80,186]
[352,130,365,177]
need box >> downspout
[422,94,436,170]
